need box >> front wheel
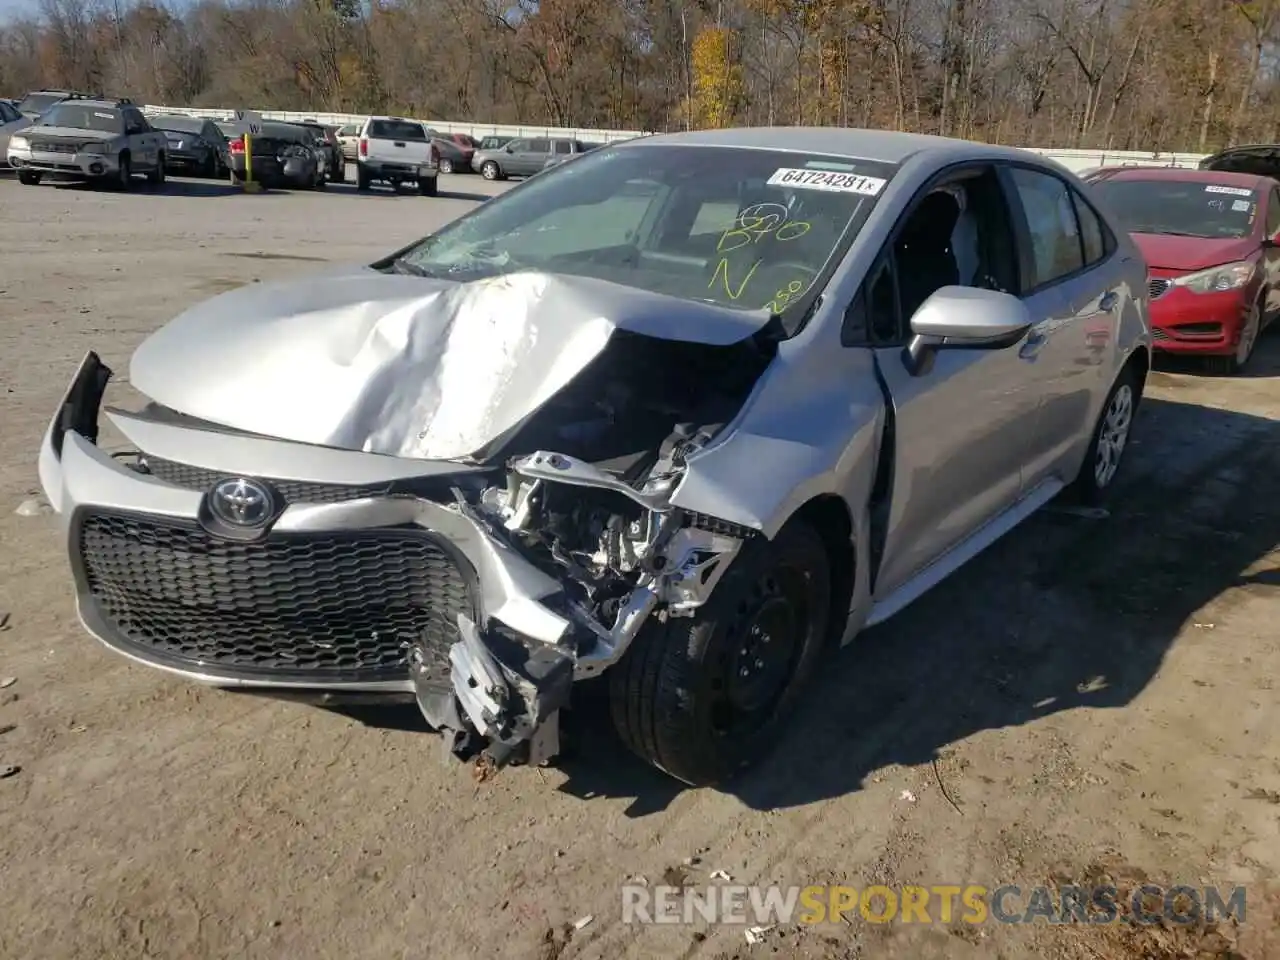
[17,170,41,185]
[438,158,453,174]
[609,520,831,786]
[116,155,132,191]
[1066,364,1139,506]
[481,160,502,181]
[146,156,165,185]
[418,176,438,197]
[1205,300,1262,376]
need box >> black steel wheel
[610,519,831,786]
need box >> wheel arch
[786,493,856,647]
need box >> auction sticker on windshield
[767,168,887,195]
[1205,185,1253,197]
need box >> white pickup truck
[355,116,439,196]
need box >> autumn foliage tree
[4,0,1280,151]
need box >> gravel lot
[1,170,1278,960]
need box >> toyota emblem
[208,477,274,528]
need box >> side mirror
[504,145,514,153]
[902,286,1034,377]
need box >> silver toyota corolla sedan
[37,127,1151,786]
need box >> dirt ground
[1,168,1278,960]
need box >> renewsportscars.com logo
[621,882,1248,927]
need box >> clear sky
[0,0,40,22]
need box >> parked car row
[1083,149,1280,374]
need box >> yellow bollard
[240,132,263,193]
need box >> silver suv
[6,96,167,189]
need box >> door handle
[1098,291,1119,312]
[1019,331,1047,360]
[393,141,405,147]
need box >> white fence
[139,103,1210,170]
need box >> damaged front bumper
[38,352,749,772]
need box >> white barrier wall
[140,103,1210,170]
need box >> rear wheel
[418,176,438,197]
[17,170,41,186]
[609,520,831,786]
[356,164,371,191]
[1066,363,1138,506]
[438,158,454,174]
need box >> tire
[313,167,326,190]
[356,164,371,191]
[116,155,132,191]
[1066,363,1139,506]
[438,158,454,174]
[146,155,165,185]
[17,170,41,185]
[481,160,502,181]
[609,520,832,786]
[418,176,438,197]
[1205,298,1262,376]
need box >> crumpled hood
[1132,233,1260,272]
[130,267,771,461]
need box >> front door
[863,165,1050,599]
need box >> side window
[866,255,901,344]
[1266,189,1280,237]
[554,140,572,155]
[528,138,550,154]
[1070,188,1108,266]
[1008,167,1085,290]
[506,139,527,152]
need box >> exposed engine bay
[416,329,776,774]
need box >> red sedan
[1086,166,1280,374]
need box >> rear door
[1001,165,1119,489]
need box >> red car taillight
[228,138,245,154]
[358,138,368,158]
[430,144,440,164]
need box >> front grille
[142,455,391,504]
[1148,278,1173,300]
[76,512,474,682]
[1152,328,1170,341]
[31,140,79,155]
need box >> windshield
[17,92,67,115]
[36,103,123,133]
[1090,178,1259,239]
[394,144,896,333]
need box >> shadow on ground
[331,339,1280,817]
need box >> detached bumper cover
[40,352,582,765]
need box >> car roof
[1090,166,1270,188]
[50,99,121,111]
[616,126,1039,166]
